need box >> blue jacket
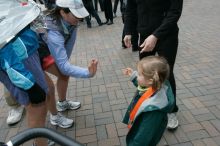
[0,27,39,90]
[42,16,91,78]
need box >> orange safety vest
[128,87,155,129]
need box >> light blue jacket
[43,16,91,78]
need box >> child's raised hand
[122,68,133,76]
[88,59,98,77]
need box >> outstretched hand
[122,68,133,76]
[88,59,98,77]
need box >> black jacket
[124,0,183,39]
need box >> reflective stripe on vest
[128,87,155,129]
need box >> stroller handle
[6,128,83,146]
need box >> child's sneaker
[57,100,81,112]
[167,113,179,130]
[50,113,73,128]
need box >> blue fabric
[0,52,48,105]
[43,17,90,78]
[3,60,34,90]
[12,37,28,60]
[18,28,39,55]
[0,28,39,90]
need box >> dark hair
[45,7,71,24]
[62,8,71,13]
[53,7,71,16]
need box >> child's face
[137,67,152,88]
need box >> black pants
[103,0,113,22]
[139,32,179,113]
[113,0,123,14]
[94,0,104,11]
[122,28,138,50]
[84,1,102,26]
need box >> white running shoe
[167,113,179,130]
[7,105,24,125]
[48,140,55,146]
[57,100,81,112]
[50,112,73,128]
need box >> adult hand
[140,35,158,53]
[122,68,133,77]
[123,35,132,48]
[88,59,98,77]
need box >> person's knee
[58,75,69,82]
[55,69,69,81]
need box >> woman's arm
[46,30,91,78]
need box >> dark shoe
[103,20,109,24]
[98,22,104,26]
[113,13,117,18]
[87,25,92,28]
[107,21,113,25]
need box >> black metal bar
[8,128,83,146]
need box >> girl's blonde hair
[137,56,170,90]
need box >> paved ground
[1,0,220,145]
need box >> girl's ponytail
[152,71,160,90]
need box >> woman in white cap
[41,0,98,79]
[36,0,98,129]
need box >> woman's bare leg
[57,75,69,102]
[44,73,57,114]
[46,64,69,101]
[44,70,74,129]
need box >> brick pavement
[1,0,220,145]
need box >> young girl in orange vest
[122,56,175,146]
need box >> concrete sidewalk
[1,0,220,145]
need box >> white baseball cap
[56,0,89,18]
